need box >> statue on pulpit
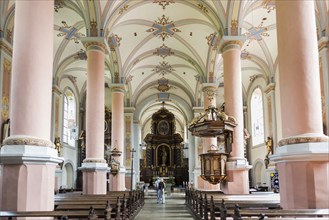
[161,148,167,166]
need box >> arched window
[63,89,77,147]
[251,88,264,146]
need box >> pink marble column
[0,0,62,212]
[80,38,107,194]
[272,0,329,209]
[221,40,250,194]
[201,84,220,190]
[109,86,126,191]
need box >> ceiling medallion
[243,18,269,47]
[153,0,175,10]
[153,61,175,76]
[154,44,174,59]
[146,15,181,41]
[157,77,170,92]
[57,21,85,44]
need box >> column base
[80,162,108,194]
[222,158,251,194]
[271,138,329,209]
[0,145,63,211]
[109,166,126,191]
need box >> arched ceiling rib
[41,0,282,127]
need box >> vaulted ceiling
[1,0,328,136]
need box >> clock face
[157,120,169,135]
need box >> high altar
[140,105,188,185]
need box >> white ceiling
[1,0,328,134]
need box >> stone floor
[135,191,195,220]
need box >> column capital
[202,83,217,92]
[81,37,108,53]
[124,107,136,114]
[318,36,329,52]
[110,84,126,93]
[0,38,13,56]
[264,83,276,94]
[219,36,246,53]
[52,85,63,95]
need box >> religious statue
[54,137,62,154]
[264,136,273,168]
[161,148,167,166]
[109,158,120,176]
[265,136,273,157]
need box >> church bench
[185,188,281,220]
[54,190,144,219]
[214,204,329,220]
[0,208,107,220]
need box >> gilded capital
[111,84,125,93]
[221,40,243,53]
[81,37,107,53]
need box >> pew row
[0,190,144,220]
[185,188,329,220]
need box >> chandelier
[188,104,237,184]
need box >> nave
[135,190,194,220]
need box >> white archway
[253,160,266,188]
[64,163,74,189]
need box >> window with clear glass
[251,88,264,146]
[63,90,76,147]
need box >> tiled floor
[135,192,195,220]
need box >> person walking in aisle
[158,178,166,204]
[155,178,161,203]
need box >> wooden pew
[185,188,329,220]
[185,188,280,220]
[54,190,144,219]
[0,207,100,220]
